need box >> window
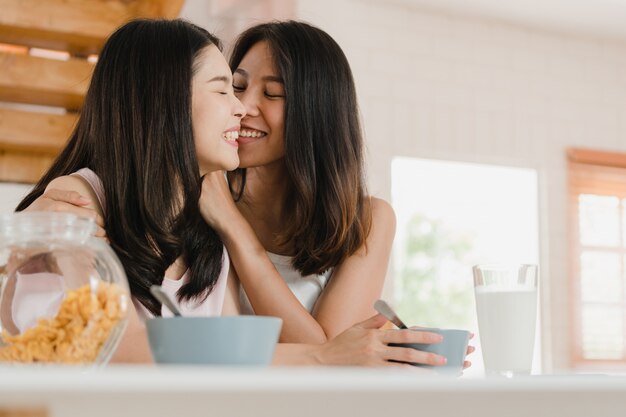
[392,157,540,377]
[568,148,626,367]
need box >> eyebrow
[263,75,284,84]
[207,75,230,83]
[234,68,284,84]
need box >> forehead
[194,44,230,77]
[237,41,278,74]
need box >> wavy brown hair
[228,21,372,275]
[16,19,225,316]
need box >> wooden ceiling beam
[0,51,93,109]
[0,0,186,55]
[0,107,76,153]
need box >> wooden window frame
[568,148,626,370]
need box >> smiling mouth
[222,131,239,142]
[239,128,267,138]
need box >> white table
[1,366,625,417]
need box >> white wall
[181,0,626,371]
[180,0,295,54]
[294,0,626,372]
[0,183,32,214]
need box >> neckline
[266,251,292,266]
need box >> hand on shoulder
[24,176,106,238]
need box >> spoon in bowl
[150,285,183,316]
[374,299,408,329]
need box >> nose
[233,96,246,119]
[237,90,260,117]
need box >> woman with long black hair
[17,18,245,360]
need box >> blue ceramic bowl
[390,328,470,374]
[146,316,282,366]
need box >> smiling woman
[198,21,399,345]
[230,42,285,168]
[13,19,245,361]
[191,46,246,174]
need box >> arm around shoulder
[45,175,104,217]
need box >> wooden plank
[0,149,55,183]
[133,0,186,20]
[0,51,93,109]
[0,408,48,417]
[0,0,130,55]
[0,108,76,153]
[0,0,185,55]
[567,147,626,169]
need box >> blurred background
[2,0,626,376]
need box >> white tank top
[239,252,333,314]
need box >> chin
[224,159,240,172]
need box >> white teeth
[239,129,266,138]
[223,131,239,141]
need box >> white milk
[475,287,537,375]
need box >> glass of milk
[472,264,538,377]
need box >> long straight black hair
[16,19,224,316]
[228,21,372,276]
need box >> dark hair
[16,19,224,316]
[228,21,372,275]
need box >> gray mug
[390,328,470,374]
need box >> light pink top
[72,168,229,319]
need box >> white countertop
[1,366,625,417]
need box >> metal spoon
[150,285,183,316]
[374,299,408,329]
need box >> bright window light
[391,157,540,377]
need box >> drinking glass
[472,264,538,377]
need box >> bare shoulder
[369,197,396,229]
[46,175,93,197]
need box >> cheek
[269,108,285,153]
[268,104,285,131]
[192,96,226,138]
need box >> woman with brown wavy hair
[200,21,396,344]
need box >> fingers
[385,361,416,369]
[202,170,229,187]
[466,345,475,355]
[384,345,447,366]
[39,189,104,227]
[463,360,472,369]
[45,200,104,227]
[355,313,388,330]
[381,329,443,345]
[44,189,91,206]
[93,225,108,239]
[29,190,107,238]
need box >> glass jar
[0,212,130,365]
